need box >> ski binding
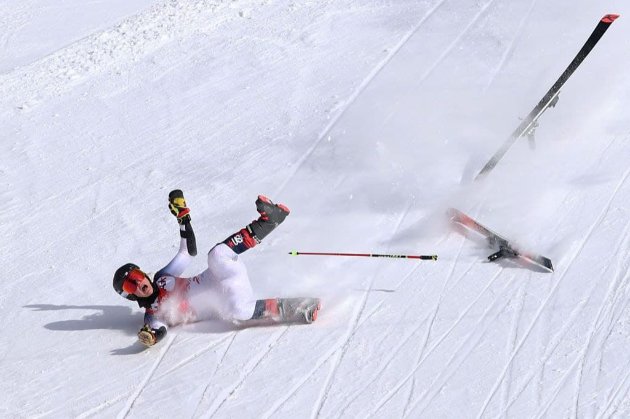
[448,208,554,272]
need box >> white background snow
[1,0,629,417]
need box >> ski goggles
[122,269,146,294]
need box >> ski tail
[475,13,620,180]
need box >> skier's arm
[156,189,197,277]
[157,224,194,277]
[138,312,167,347]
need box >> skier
[113,190,320,347]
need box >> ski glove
[138,325,157,347]
[168,189,191,225]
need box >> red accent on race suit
[241,228,258,248]
[146,276,193,318]
[227,228,257,249]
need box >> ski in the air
[475,13,619,180]
[448,208,554,272]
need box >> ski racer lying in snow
[112,190,320,347]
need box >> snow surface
[2,0,629,417]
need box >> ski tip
[602,14,620,24]
[289,250,298,256]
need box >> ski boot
[280,298,321,323]
[251,298,321,324]
[223,195,290,254]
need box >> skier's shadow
[24,304,147,355]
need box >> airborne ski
[475,13,619,180]
[448,208,554,272]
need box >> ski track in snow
[571,222,630,416]
[350,257,442,410]
[412,238,467,370]
[335,311,432,418]
[369,266,508,416]
[533,250,630,418]
[310,269,375,417]
[496,234,629,417]
[521,136,627,415]
[77,394,128,419]
[598,259,630,416]
[4,148,163,281]
[409,283,517,418]
[370,202,483,415]
[4,1,630,417]
[118,333,178,418]
[401,262,452,417]
[333,257,445,416]
[482,162,630,418]
[273,0,448,197]
[499,280,527,417]
[380,0,498,124]
[534,350,587,419]
[261,301,385,419]
[483,0,538,91]
[192,332,238,417]
[414,0,497,87]
[175,14,449,398]
[597,359,630,419]
[202,327,290,418]
[315,297,393,419]
[312,201,413,418]
[156,332,235,379]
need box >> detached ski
[475,14,620,180]
[448,208,554,272]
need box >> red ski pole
[289,251,437,261]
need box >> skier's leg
[204,196,290,321]
[222,195,289,254]
[206,244,256,321]
[223,277,257,321]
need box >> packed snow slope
[2,0,629,417]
